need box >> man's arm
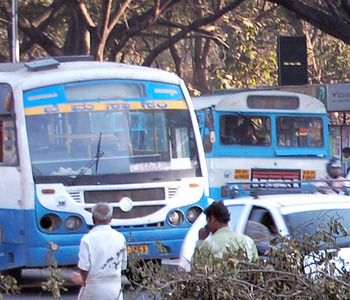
[121,241,127,271]
[77,238,90,286]
[79,269,89,286]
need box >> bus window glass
[277,117,323,147]
[203,109,214,153]
[220,115,239,144]
[65,83,146,100]
[0,117,18,165]
[25,108,199,177]
[220,115,271,146]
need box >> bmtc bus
[193,90,331,199]
[0,58,209,275]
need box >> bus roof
[192,90,327,113]
[0,60,183,91]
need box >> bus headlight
[65,216,83,231]
[168,210,184,226]
[187,207,203,224]
[40,214,62,231]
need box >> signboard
[327,83,350,111]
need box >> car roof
[222,193,350,211]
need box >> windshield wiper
[95,132,103,174]
[71,132,104,184]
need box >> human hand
[198,225,210,240]
[71,272,85,286]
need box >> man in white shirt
[77,202,127,300]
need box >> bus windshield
[219,115,324,147]
[220,115,271,146]
[24,80,201,183]
[276,116,323,147]
[26,109,199,179]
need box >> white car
[179,193,350,272]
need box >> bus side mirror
[210,130,216,143]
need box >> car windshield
[284,208,350,247]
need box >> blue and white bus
[0,58,209,274]
[193,90,331,199]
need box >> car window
[247,206,278,235]
[284,209,350,247]
[227,204,245,230]
[244,206,277,256]
[245,220,271,242]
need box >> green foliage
[0,274,20,300]
[0,260,67,299]
[41,259,67,299]
[214,14,278,89]
[0,253,68,299]
[2,0,350,92]
[128,218,350,299]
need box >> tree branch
[267,0,350,44]
[142,0,245,66]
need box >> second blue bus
[193,90,331,199]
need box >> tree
[0,0,246,93]
[266,0,350,45]
[0,0,245,61]
[1,0,350,94]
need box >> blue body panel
[0,194,209,270]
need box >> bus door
[196,108,215,154]
[0,84,24,271]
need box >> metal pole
[12,0,19,63]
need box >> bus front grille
[68,186,179,203]
[69,191,82,203]
[84,205,165,220]
[83,188,165,203]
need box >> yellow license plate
[234,169,250,180]
[127,245,149,254]
[302,170,316,180]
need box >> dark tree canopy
[267,0,350,45]
[1,0,350,93]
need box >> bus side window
[220,115,239,145]
[277,117,295,147]
[0,117,18,165]
[308,118,323,147]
